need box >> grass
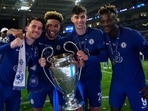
[20,60,148,111]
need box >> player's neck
[46,33,56,40]
[110,26,119,38]
[75,26,87,36]
[26,35,35,46]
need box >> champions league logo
[14,71,24,84]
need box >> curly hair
[44,11,64,23]
[97,4,118,16]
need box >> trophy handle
[63,41,79,55]
[41,47,57,88]
[63,41,82,80]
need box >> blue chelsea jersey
[0,34,39,87]
[36,32,67,88]
[104,27,148,81]
[66,27,108,82]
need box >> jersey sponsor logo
[121,42,127,48]
[89,39,94,45]
[113,51,123,64]
[39,42,51,47]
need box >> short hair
[97,4,118,16]
[71,5,87,15]
[44,11,64,23]
[28,17,45,29]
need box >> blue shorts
[0,83,21,111]
[109,79,148,111]
[75,80,102,107]
[28,88,64,108]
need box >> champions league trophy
[41,41,82,110]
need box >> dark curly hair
[44,11,64,23]
[97,4,118,17]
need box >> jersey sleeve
[132,29,148,58]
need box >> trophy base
[63,104,82,110]
[62,99,82,110]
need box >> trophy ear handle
[41,46,54,61]
[63,41,79,55]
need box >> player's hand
[10,38,23,49]
[139,86,148,99]
[77,50,88,67]
[7,28,23,39]
[38,58,46,67]
[77,56,85,67]
[77,50,88,61]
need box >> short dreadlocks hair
[44,11,64,23]
[97,4,118,17]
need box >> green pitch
[20,60,148,111]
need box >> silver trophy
[41,41,82,110]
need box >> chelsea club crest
[14,72,24,84]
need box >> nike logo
[38,42,44,45]
[105,43,109,45]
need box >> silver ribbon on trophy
[41,41,83,110]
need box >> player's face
[1,31,7,38]
[46,19,61,40]
[26,20,43,40]
[71,12,87,29]
[100,13,117,34]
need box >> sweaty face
[46,19,61,40]
[26,20,43,40]
[71,12,87,29]
[100,13,117,34]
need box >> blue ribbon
[53,87,59,111]
[76,80,86,111]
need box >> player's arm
[7,28,24,39]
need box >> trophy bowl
[50,53,82,110]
